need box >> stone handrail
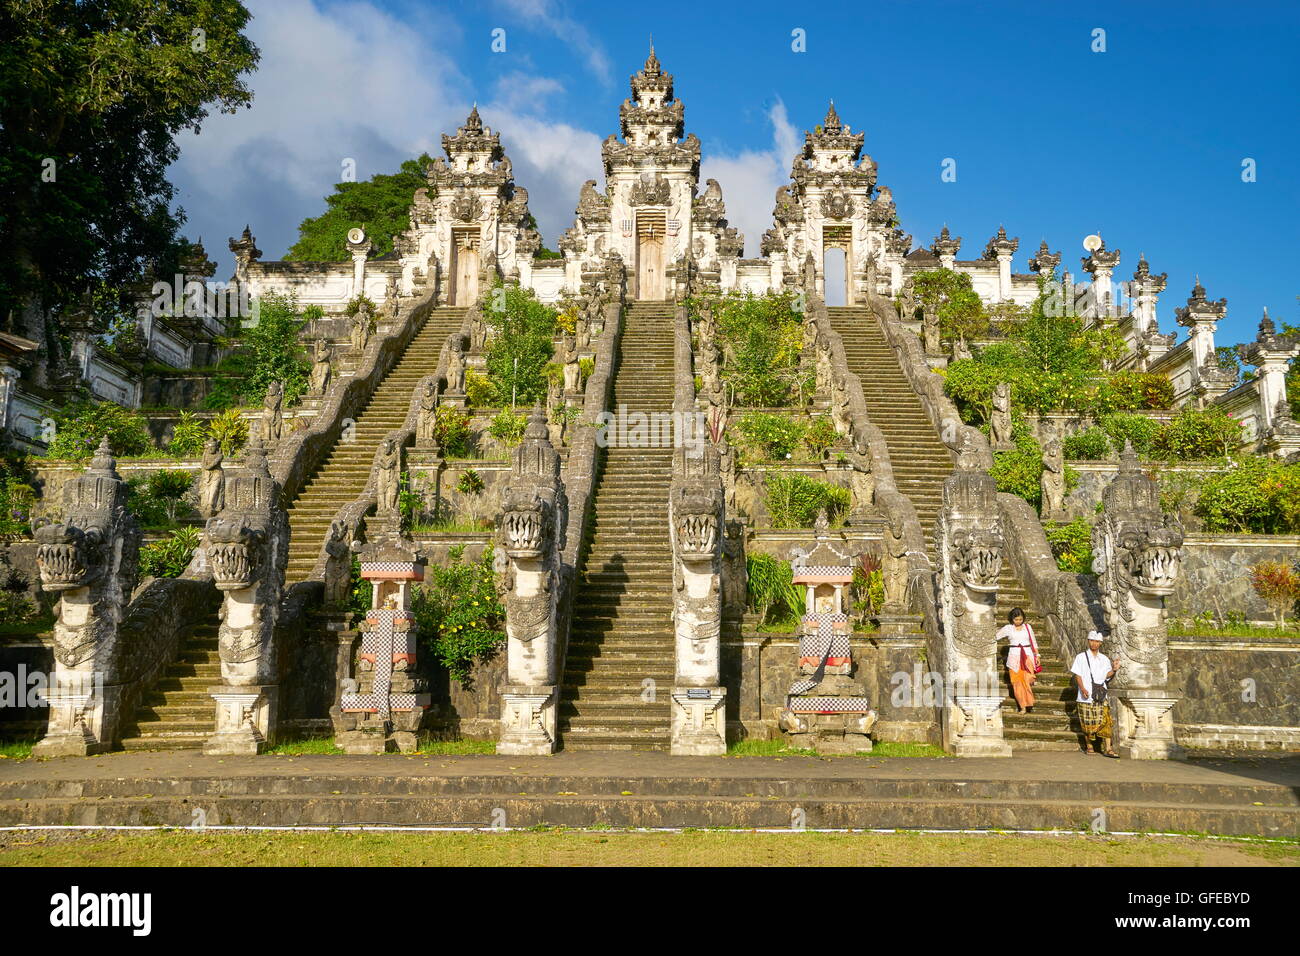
[809,298,938,632]
[866,293,993,471]
[269,288,439,507]
[306,306,474,579]
[673,303,697,417]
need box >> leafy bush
[578,357,594,383]
[0,589,40,628]
[0,459,36,535]
[765,473,850,528]
[139,526,200,578]
[465,370,496,408]
[205,293,311,410]
[1108,371,1174,410]
[852,551,885,619]
[803,417,839,460]
[45,400,154,459]
[487,409,527,448]
[1099,413,1162,457]
[911,269,986,344]
[412,545,505,683]
[1044,518,1094,573]
[456,469,485,495]
[1062,427,1110,461]
[482,284,559,406]
[1193,455,1300,533]
[745,552,802,627]
[695,291,805,407]
[733,413,807,461]
[1250,561,1300,626]
[1150,405,1244,461]
[435,407,472,458]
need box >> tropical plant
[1062,427,1110,461]
[765,473,850,528]
[1099,413,1163,457]
[456,469,485,495]
[207,408,250,457]
[694,291,806,407]
[481,284,559,406]
[465,369,496,408]
[745,552,802,627]
[1149,405,1244,461]
[126,469,195,529]
[910,269,986,344]
[1043,518,1094,574]
[434,406,472,458]
[803,416,839,460]
[139,526,201,578]
[167,411,208,458]
[733,413,807,461]
[0,461,36,536]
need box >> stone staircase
[559,301,676,751]
[829,306,1077,751]
[284,306,467,584]
[118,617,221,751]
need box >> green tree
[205,294,311,409]
[482,284,558,406]
[0,1,259,358]
[911,269,986,344]
[287,154,434,261]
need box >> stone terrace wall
[1170,638,1300,749]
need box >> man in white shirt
[1071,631,1121,757]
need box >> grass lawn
[0,738,35,760]
[726,739,947,758]
[1168,621,1300,640]
[1,829,1293,867]
[265,737,496,756]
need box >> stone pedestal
[1114,692,1184,761]
[498,686,557,755]
[949,694,1012,757]
[872,632,938,743]
[670,687,726,755]
[205,685,277,755]
[780,675,876,754]
[32,682,118,757]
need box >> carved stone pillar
[201,440,289,754]
[32,439,141,755]
[496,407,566,754]
[1238,311,1300,455]
[1092,443,1186,759]
[1082,241,1121,321]
[346,228,373,301]
[669,444,726,755]
[938,443,1009,756]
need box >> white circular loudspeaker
[1082,234,1103,252]
[347,227,366,244]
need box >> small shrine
[331,534,430,753]
[778,511,877,753]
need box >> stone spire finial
[982,226,1019,260]
[1119,439,1139,471]
[1028,239,1061,275]
[823,100,842,132]
[930,225,962,259]
[813,509,830,537]
[1259,307,1276,338]
[524,402,549,440]
[88,436,118,476]
[644,39,661,74]
[465,103,482,130]
[1082,238,1121,274]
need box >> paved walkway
[3,749,1297,790]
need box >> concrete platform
[1,751,1296,837]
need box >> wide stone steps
[118,621,223,752]
[283,308,466,581]
[831,306,1080,752]
[560,304,677,750]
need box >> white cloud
[494,0,613,84]
[701,100,798,257]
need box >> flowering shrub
[691,291,806,407]
[1250,561,1300,626]
[1194,455,1300,533]
[733,412,807,461]
[1044,518,1094,573]
[412,545,504,683]
[1062,427,1110,461]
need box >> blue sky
[174,0,1299,345]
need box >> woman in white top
[998,607,1039,714]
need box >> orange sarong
[1009,666,1036,709]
